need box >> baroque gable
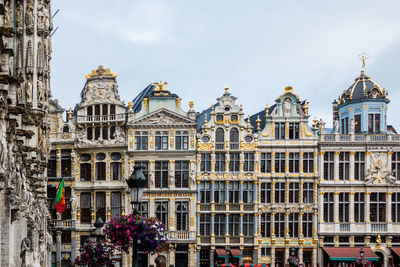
[128,108,196,127]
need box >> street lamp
[356,248,370,267]
[288,248,299,266]
[126,166,147,267]
[89,217,105,242]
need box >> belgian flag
[55,177,66,213]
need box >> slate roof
[195,103,219,133]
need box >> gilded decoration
[85,65,117,79]
[152,81,169,96]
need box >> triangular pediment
[129,108,196,126]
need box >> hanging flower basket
[288,256,300,266]
[105,213,169,254]
[355,257,371,266]
[74,240,117,267]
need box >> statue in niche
[70,195,77,215]
[113,128,125,143]
[282,98,292,116]
[37,77,45,103]
[3,1,10,28]
[25,79,33,103]
[169,168,175,188]
[149,170,155,186]
[16,1,23,29]
[365,152,396,185]
[25,0,34,27]
[333,120,339,133]
[349,119,355,134]
[0,53,10,74]
[318,118,325,134]
[21,238,33,267]
[189,168,195,186]
[16,84,23,104]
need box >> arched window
[215,128,224,150]
[87,106,93,121]
[102,104,108,121]
[87,127,93,140]
[230,128,239,150]
[95,127,100,140]
[102,126,108,140]
[110,105,116,120]
[63,126,69,133]
[110,126,115,140]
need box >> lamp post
[288,248,299,267]
[357,248,370,267]
[125,166,147,267]
[89,217,105,242]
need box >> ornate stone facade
[0,0,53,266]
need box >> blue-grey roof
[196,103,219,132]
[130,84,155,113]
[247,103,276,132]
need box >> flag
[55,177,66,213]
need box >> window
[339,152,350,180]
[243,182,254,203]
[110,162,121,181]
[80,163,91,181]
[354,152,365,181]
[199,182,211,203]
[94,126,100,140]
[176,201,189,231]
[215,128,224,150]
[175,161,189,188]
[303,182,314,203]
[229,214,240,236]
[110,105,115,119]
[392,152,400,180]
[61,150,71,177]
[261,153,271,173]
[61,231,71,243]
[155,131,168,150]
[47,150,57,177]
[102,126,108,140]
[392,193,400,223]
[229,153,240,172]
[215,153,225,172]
[338,193,349,222]
[96,192,106,221]
[95,105,100,116]
[302,213,313,237]
[288,183,299,203]
[110,126,115,140]
[80,193,91,223]
[288,213,299,237]
[243,214,254,236]
[155,161,168,188]
[200,153,211,172]
[102,104,108,117]
[288,122,299,139]
[214,214,226,236]
[155,201,168,227]
[289,153,299,173]
[261,248,271,257]
[323,193,334,222]
[63,126,69,133]
[199,214,211,236]
[244,153,254,172]
[354,192,364,223]
[228,182,240,203]
[368,113,381,133]
[62,187,72,220]
[275,153,285,173]
[111,192,121,218]
[341,117,349,134]
[324,152,335,180]
[275,182,286,203]
[138,201,148,218]
[87,127,93,140]
[135,161,148,186]
[355,114,361,133]
[216,115,223,122]
[303,152,314,173]
[370,193,386,222]
[87,106,93,120]
[261,183,271,203]
[229,128,239,150]
[175,131,189,150]
[261,213,271,237]
[275,122,285,139]
[214,181,225,203]
[275,213,285,237]
[135,132,148,150]
[96,162,106,181]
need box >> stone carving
[25,79,33,103]
[26,41,34,72]
[365,152,396,185]
[349,119,355,134]
[149,170,155,186]
[70,195,77,214]
[113,127,125,143]
[37,78,45,103]
[26,0,35,27]
[169,169,175,188]
[318,118,325,134]
[146,113,179,125]
[3,1,10,28]
[21,238,32,267]
[282,98,292,116]
[333,120,339,133]
[16,1,23,29]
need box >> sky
[51,0,400,128]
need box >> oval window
[216,115,223,122]
[96,153,106,160]
[80,154,91,161]
[244,135,253,143]
[201,135,210,142]
[231,115,238,121]
[111,152,121,160]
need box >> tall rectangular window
[289,153,299,173]
[199,214,211,236]
[228,182,240,203]
[80,163,91,181]
[243,214,254,236]
[155,131,168,150]
[96,192,106,221]
[138,201,148,218]
[175,201,189,231]
[199,182,211,203]
[261,213,271,237]
[275,153,285,173]
[303,152,314,173]
[339,152,350,180]
[338,193,349,222]
[111,192,121,218]
[61,150,71,177]
[229,153,240,172]
[243,182,254,203]
[275,213,285,237]
[275,122,285,139]
[288,213,299,237]
[80,193,91,223]
[135,131,148,150]
[261,183,271,203]
[303,182,314,203]
[370,193,386,222]
[229,214,240,236]
[215,153,225,172]
[200,153,211,172]
[302,213,313,237]
[323,193,334,222]
[392,193,400,223]
[214,214,226,236]
[47,150,57,177]
[324,152,335,180]
[368,114,381,133]
[355,114,361,133]
[392,152,400,180]
[175,131,189,150]
[244,153,254,172]
[261,153,271,173]
[354,192,364,223]
[354,152,365,181]
[288,122,299,139]
[110,162,121,181]
[96,162,106,181]
[341,117,349,134]
[214,182,226,203]
[155,161,168,188]
[289,183,299,203]
[175,161,189,188]
[275,182,286,203]
[155,201,168,227]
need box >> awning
[230,249,243,258]
[392,247,400,257]
[216,249,228,257]
[323,247,379,261]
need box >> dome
[338,71,389,105]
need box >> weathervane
[358,53,369,73]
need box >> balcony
[322,134,400,142]
[76,114,125,123]
[168,231,195,241]
[51,219,75,229]
[340,223,350,232]
[371,223,387,232]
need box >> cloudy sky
[51,0,400,128]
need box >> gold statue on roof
[85,65,117,79]
[358,53,369,73]
[152,81,169,96]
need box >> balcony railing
[340,223,350,232]
[51,219,75,229]
[77,113,125,123]
[168,231,194,241]
[323,134,400,142]
[371,223,387,232]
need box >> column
[285,212,290,238]
[271,182,276,204]
[299,151,304,174]
[196,249,200,267]
[149,160,155,189]
[349,192,355,223]
[349,151,355,181]
[225,181,229,204]
[254,213,258,237]
[299,182,304,204]
[387,192,392,223]
[225,214,229,237]
[365,192,371,223]
[312,248,317,267]
[149,198,155,217]
[211,152,216,174]
[252,248,258,265]
[254,181,258,206]
[319,151,325,180]
[271,152,276,175]
[299,247,303,265]
[239,213,243,237]
[314,151,319,175]
[71,233,76,263]
[169,198,175,231]
[319,192,325,222]
[56,230,61,267]
[210,181,215,203]
[106,192,111,221]
[225,153,230,174]
[188,244,196,267]
[299,212,304,237]
[56,148,61,177]
[239,152,244,173]
[271,248,275,267]
[334,151,340,181]
[211,214,215,236]
[169,160,175,188]
[239,181,243,203]
[285,151,290,174]
[388,151,393,172]
[334,192,339,223]
[209,248,214,267]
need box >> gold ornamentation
[85,65,117,79]
[261,123,272,137]
[129,136,133,149]
[256,115,261,130]
[176,98,181,110]
[198,143,212,150]
[143,97,148,110]
[284,86,293,93]
[153,81,169,96]
[190,135,194,148]
[128,102,133,111]
[189,101,194,109]
[304,101,309,115]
